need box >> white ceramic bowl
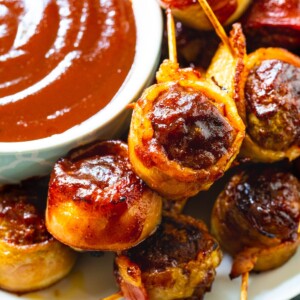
[0,0,163,184]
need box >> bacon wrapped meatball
[114,213,222,300]
[128,9,245,201]
[211,166,300,278]
[46,140,163,251]
[199,0,300,163]
[239,48,300,162]
[128,77,245,200]
[207,21,300,162]
[0,181,77,293]
[129,9,244,202]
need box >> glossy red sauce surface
[0,180,51,245]
[0,0,136,142]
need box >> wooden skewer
[197,0,235,56]
[240,272,249,300]
[166,8,178,63]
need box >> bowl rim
[0,0,163,153]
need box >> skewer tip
[165,8,177,63]
[240,272,249,300]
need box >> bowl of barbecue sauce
[0,0,163,183]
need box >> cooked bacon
[243,0,300,50]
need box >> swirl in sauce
[0,0,136,142]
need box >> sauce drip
[0,0,136,142]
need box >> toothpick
[197,0,235,56]
[166,8,177,63]
[240,272,249,300]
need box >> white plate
[1,174,300,300]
